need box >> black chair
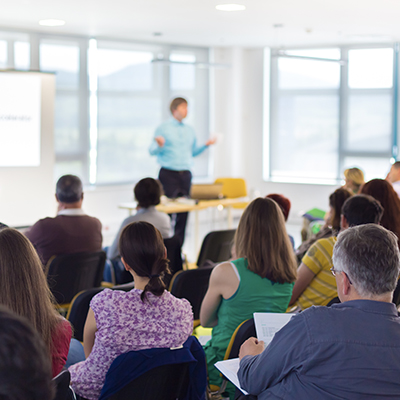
[210,319,256,396]
[326,296,341,307]
[169,266,214,323]
[224,318,256,360]
[99,336,207,400]
[163,235,183,287]
[196,229,236,268]
[393,279,400,306]
[111,236,182,286]
[103,363,190,400]
[67,287,105,341]
[53,370,76,400]
[46,251,106,307]
[67,283,136,341]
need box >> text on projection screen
[0,73,41,167]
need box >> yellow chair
[214,178,249,209]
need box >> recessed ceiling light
[216,4,246,11]
[39,19,66,27]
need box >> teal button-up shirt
[149,118,207,171]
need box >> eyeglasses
[330,267,352,284]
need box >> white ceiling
[1,0,400,48]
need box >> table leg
[227,206,233,228]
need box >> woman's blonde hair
[344,167,365,187]
[0,228,63,355]
[234,197,297,284]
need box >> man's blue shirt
[149,118,207,171]
[238,300,400,399]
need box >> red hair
[266,194,291,221]
[361,179,400,244]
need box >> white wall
[0,72,56,227]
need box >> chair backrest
[326,296,341,307]
[53,370,76,400]
[99,336,207,400]
[67,287,105,341]
[224,318,256,360]
[169,267,214,320]
[105,363,190,400]
[46,251,106,304]
[112,237,182,286]
[196,229,236,268]
[393,279,400,306]
[214,178,247,198]
[163,235,183,287]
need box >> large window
[0,30,210,185]
[267,46,396,183]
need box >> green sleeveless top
[204,257,294,388]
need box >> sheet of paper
[253,312,294,348]
[214,358,248,395]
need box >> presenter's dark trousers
[158,167,192,246]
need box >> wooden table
[118,198,249,251]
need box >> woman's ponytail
[141,257,170,302]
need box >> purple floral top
[69,288,193,400]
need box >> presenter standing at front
[149,97,216,245]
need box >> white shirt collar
[57,208,86,216]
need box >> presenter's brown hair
[170,97,187,114]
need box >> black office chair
[67,283,135,341]
[53,370,76,400]
[111,236,183,286]
[46,251,106,308]
[169,266,214,324]
[326,296,341,307]
[392,279,400,306]
[66,287,105,341]
[210,319,256,396]
[103,363,190,400]
[163,235,183,287]
[99,336,207,400]
[196,229,236,268]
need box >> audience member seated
[386,161,400,197]
[0,306,54,400]
[290,194,383,310]
[238,224,400,400]
[0,222,7,229]
[0,228,72,377]
[107,177,171,260]
[343,167,364,194]
[296,187,352,263]
[200,197,297,397]
[69,221,193,400]
[25,174,102,265]
[361,178,400,245]
[266,193,295,247]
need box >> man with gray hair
[238,224,400,399]
[26,175,102,265]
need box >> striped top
[296,237,337,310]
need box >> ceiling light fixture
[216,4,246,11]
[39,19,66,27]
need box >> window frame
[267,43,397,184]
